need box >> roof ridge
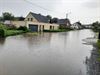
[30,12,49,23]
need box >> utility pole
[66,12,71,19]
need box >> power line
[23,0,70,18]
[23,0,57,13]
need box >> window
[50,26,52,30]
[31,18,33,21]
[28,18,30,21]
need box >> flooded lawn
[0,29,95,75]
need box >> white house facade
[10,12,59,32]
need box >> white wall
[11,21,26,27]
[11,21,59,31]
[25,13,38,22]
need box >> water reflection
[0,38,6,45]
[22,33,52,52]
[0,29,95,75]
[0,38,6,51]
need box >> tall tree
[0,17,3,21]
[2,12,14,21]
[50,18,58,23]
[46,15,52,23]
[46,15,52,20]
[92,21,100,29]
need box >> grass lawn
[5,30,26,36]
[0,24,29,37]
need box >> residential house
[11,12,59,32]
[4,20,12,26]
[70,22,83,29]
[82,24,92,29]
[57,18,71,28]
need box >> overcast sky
[0,0,100,24]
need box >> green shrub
[0,23,7,37]
[6,30,24,36]
[0,29,6,37]
[0,23,28,37]
[7,25,17,30]
[97,40,100,48]
[0,23,8,30]
[17,26,28,31]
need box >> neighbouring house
[70,22,83,29]
[10,12,59,32]
[57,18,71,28]
[82,24,92,29]
[4,20,12,26]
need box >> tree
[2,12,14,21]
[46,15,52,20]
[0,23,7,37]
[0,17,3,21]
[92,21,100,31]
[92,21,100,27]
[17,26,28,31]
[46,15,52,23]
[16,16,25,21]
[50,18,58,23]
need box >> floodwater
[0,29,95,75]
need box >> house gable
[57,19,71,26]
[25,12,49,23]
[25,12,38,22]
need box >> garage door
[29,24,38,32]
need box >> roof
[30,12,49,23]
[73,22,82,26]
[4,20,11,25]
[57,19,70,24]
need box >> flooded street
[0,29,95,75]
